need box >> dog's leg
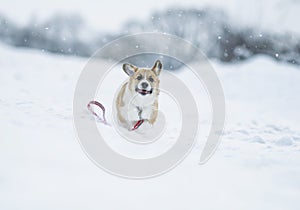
[127,105,140,122]
[140,106,152,120]
[143,101,158,124]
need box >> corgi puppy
[116,60,162,130]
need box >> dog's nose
[141,82,148,88]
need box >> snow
[1,44,300,209]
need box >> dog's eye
[148,77,154,82]
[136,75,143,80]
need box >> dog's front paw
[127,108,140,122]
[141,108,153,120]
[135,120,152,134]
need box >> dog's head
[122,60,162,96]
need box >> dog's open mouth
[135,88,153,95]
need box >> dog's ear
[152,60,162,76]
[123,63,138,76]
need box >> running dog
[116,60,162,130]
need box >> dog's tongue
[138,89,150,95]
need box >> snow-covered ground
[1,43,300,209]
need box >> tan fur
[116,82,127,123]
[149,100,158,124]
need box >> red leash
[87,100,144,130]
[87,101,110,125]
[131,119,144,131]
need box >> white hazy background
[1,0,300,34]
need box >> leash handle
[87,101,110,126]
